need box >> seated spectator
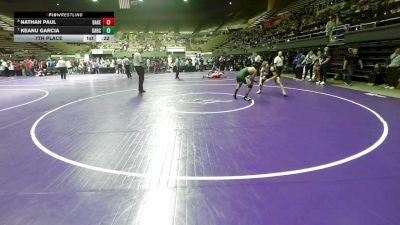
[388,48,400,68]
[385,48,400,88]
[367,64,384,86]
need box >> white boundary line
[0,76,124,87]
[30,85,389,181]
[0,89,49,112]
[146,78,235,83]
[0,80,15,84]
[159,92,254,114]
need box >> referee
[133,48,145,93]
[273,51,284,76]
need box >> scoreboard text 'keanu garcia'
[14,12,115,43]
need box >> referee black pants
[135,66,145,92]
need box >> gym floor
[0,72,399,225]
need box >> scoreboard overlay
[14,12,115,42]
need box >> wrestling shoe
[243,96,252,101]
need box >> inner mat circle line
[0,89,49,112]
[158,92,254,114]
[30,85,388,181]
[0,76,125,87]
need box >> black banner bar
[14,18,106,26]
[14,26,103,35]
[14,12,114,18]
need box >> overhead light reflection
[134,188,176,225]
[134,112,181,225]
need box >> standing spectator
[200,55,204,71]
[57,57,67,79]
[39,59,47,76]
[220,56,226,71]
[8,61,14,77]
[153,59,160,73]
[195,53,200,71]
[123,56,132,79]
[250,52,257,64]
[116,58,123,74]
[208,57,213,70]
[73,60,79,74]
[0,60,5,76]
[110,58,115,73]
[21,60,27,76]
[16,61,23,76]
[146,58,151,72]
[78,61,85,74]
[160,60,166,73]
[133,48,145,93]
[293,50,305,79]
[313,51,323,82]
[2,60,9,76]
[318,46,332,85]
[66,60,73,75]
[86,60,92,74]
[302,50,316,80]
[33,58,38,75]
[174,56,180,80]
[325,16,336,43]
[167,55,173,72]
[283,51,290,72]
[26,58,34,76]
[343,48,363,86]
[94,60,100,74]
[179,57,185,71]
[254,53,262,72]
[215,56,220,71]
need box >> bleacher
[0,14,90,56]
[209,0,400,88]
[0,30,49,55]
[190,34,229,52]
[0,14,14,31]
[329,40,400,82]
[215,0,332,53]
[215,0,400,54]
